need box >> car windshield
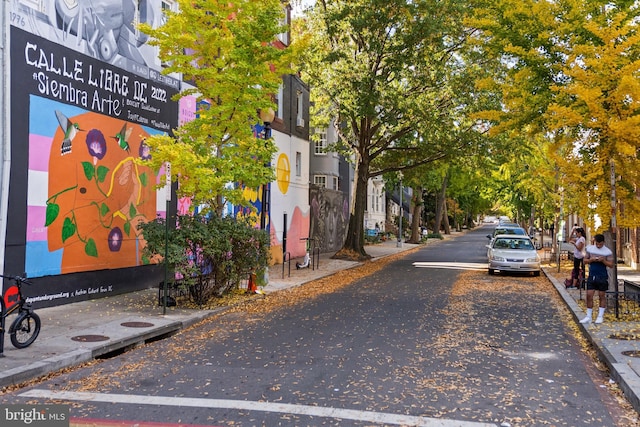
[493,238,534,250]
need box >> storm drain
[609,330,640,340]
[622,350,640,358]
[71,335,110,342]
[121,321,154,328]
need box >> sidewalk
[544,265,640,413]
[2,234,640,418]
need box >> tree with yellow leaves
[139,0,296,215]
[468,0,640,233]
[547,4,640,230]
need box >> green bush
[139,214,270,305]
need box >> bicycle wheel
[10,311,41,349]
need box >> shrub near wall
[139,215,270,305]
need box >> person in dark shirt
[580,234,614,324]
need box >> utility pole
[397,172,403,248]
[610,159,618,294]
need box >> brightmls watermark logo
[0,405,68,426]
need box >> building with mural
[309,122,351,253]
[256,74,311,265]
[0,1,186,307]
[0,1,312,306]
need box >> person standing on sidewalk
[568,227,586,289]
[581,234,614,324]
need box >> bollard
[0,296,5,357]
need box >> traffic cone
[248,273,257,293]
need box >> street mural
[236,145,311,263]
[26,97,164,277]
[7,2,180,305]
[11,0,163,71]
[309,186,348,253]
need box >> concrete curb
[0,348,93,387]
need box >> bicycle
[0,274,41,349]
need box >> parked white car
[482,215,498,224]
[486,234,541,276]
[485,226,528,257]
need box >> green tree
[139,0,295,215]
[298,0,485,260]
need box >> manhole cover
[622,350,640,357]
[609,331,640,340]
[121,321,154,328]
[71,335,110,342]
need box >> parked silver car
[486,226,528,257]
[486,235,541,276]
[486,226,527,241]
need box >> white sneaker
[580,316,591,324]
[595,316,604,324]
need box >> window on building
[296,152,302,176]
[375,189,379,212]
[276,84,283,120]
[277,7,290,45]
[296,91,304,127]
[332,176,339,190]
[314,129,327,155]
[314,175,327,188]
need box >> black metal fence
[604,280,640,319]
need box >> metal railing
[605,280,640,319]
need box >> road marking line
[21,389,495,427]
[413,262,487,271]
[70,417,215,427]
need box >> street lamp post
[397,172,403,248]
[259,109,275,231]
[259,108,275,287]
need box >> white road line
[413,262,487,271]
[20,389,496,427]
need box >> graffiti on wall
[11,0,164,70]
[11,25,179,278]
[309,186,348,253]
[26,97,164,277]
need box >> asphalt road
[1,226,632,426]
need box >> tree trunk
[538,210,545,248]
[434,175,448,233]
[408,186,423,244]
[442,197,451,234]
[334,155,370,261]
[385,196,393,232]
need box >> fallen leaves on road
[5,246,640,426]
[231,248,421,315]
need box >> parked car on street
[498,221,520,227]
[486,225,527,242]
[498,216,512,224]
[486,234,541,276]
[482,215,498,224]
